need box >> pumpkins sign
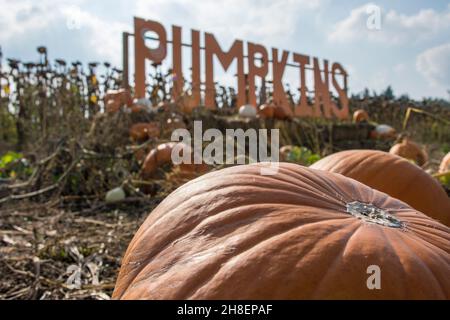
[123,17,349,120]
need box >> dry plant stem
[433,170,450,178]
[0,157,80,204]
[5,147,62,190]
[3,261,115,292]
[403,107,450,130]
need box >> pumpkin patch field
[0,49,449,301]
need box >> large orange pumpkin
[113,163,450,299]
[389,138,428,167]
[311,150,450,226]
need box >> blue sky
[1,0,449,99]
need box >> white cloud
[394,63,407,74]
[416,43,450,88]
[328,3,450,45]
[66,10,129,65]
[132,0,323,88]
[0,0,323,65]
[0,0,128,65]
[134,0,321,47]
[0,1,55,41]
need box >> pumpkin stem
[346,201,404,228]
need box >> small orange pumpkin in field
[113,163,450,300]
[105,99,121,113]
[439,152,450,174]
[389,138,428,167]
[311,150,450,226]
[157,101,171,112]
[165,116,186,135]
[179,94,197,114]
[258,103,275,119]
[141,142,178,178]
[104,89,133,113]
[352,109,369,123]
[128,104,147,113]
[141,142,208,179]
[129,122,160,143]
[273,104,291,120]
[279,145,293,161]
[166,161,210,183]
[133,148,150,164]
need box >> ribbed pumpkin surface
[311,150,450,226]
[114,163,450,299]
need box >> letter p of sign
[134,17,167,98]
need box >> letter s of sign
[366,265,381,290]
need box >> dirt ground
[0,196,162,300]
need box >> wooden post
[122,32,129,89]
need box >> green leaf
[439,174,450,187]
[0,151,23,169]
[287,146,321,166]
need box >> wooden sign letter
[247,43,269,108]
[272,48,293,117]
[191,30,201,107]
[293,53,315,117]
[313,58,332,118]
[171,25,183,101]
[330,63,349,120]
[205,33,245,108]
[134,17,167,98]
